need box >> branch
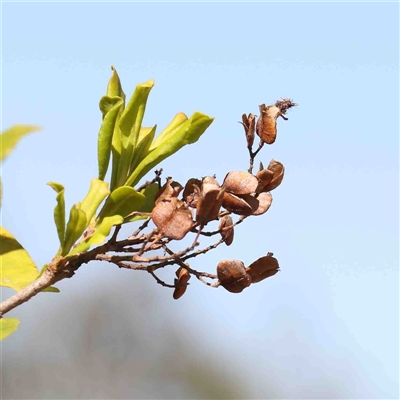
[0,236,126,317]
[0,267,67,316]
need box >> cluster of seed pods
[150,100,296,299]
[151,160,284,241]
[150,161,284,298]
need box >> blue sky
[2,2,399,399]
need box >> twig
[194,215,246,237]
[110,225,121,243]
[162,245,217,286]
[136,168,163,192]
[130,217,151,238]
[181,238,226,262]
[0,268,64,317]
[147,269,175,288]
[248,140,264,174]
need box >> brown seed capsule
[222,192,259,215]
[256,100,296,145]
[173,280,187,300]
[151,198,193,240]
[155,178,183,205]
[252,192,273,216]
[196,176,225,225]
[246,254,279,284]
[175,266,191,283]
[182,178,202,208]
[217,259,251,293]
[240,113,256,149]
[262,160,284,192]
[256,168,274,193]
[256,104,281,145]
[218,215,234,246]
[173,267,191,300]
[223,171,260,195]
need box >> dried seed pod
[196,176,225,225]
[151,198,193,240]
[218,215,234,246]
[256,100,296,145]
[262,160,284,192]
[256,168,274,193]
[246,254,279,283]
[176,267,191,283]
[155,178,183,205]
[240,113,256,149]
[223,171,259,195]
[252,192,273,216]
[173,267,191,300]
[182,178,201,208]
[217,259,251,293]
[173,284,187,300]
[222,192,259,215]
[256,104,282,145]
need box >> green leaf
[129,125,157,174]
[62,205,87,256]
[79,179,110,224]
[0,125,41,162]
[103,67,126,188]
[42,286,60,293]
[125,112,214,187]
[69,215,123,255]
[115,79,154,187]
[124,182,159,223]
[0,227,39,291]
[69,187,145,255]
[62,180,109,256]
[47,182,66,246]
[110,120,122,192]
[149,112,187,151]
[97,186,145,221]
[98,96,124,180]
[0,318,20,340]
[107,66,126,101]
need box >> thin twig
[130,217,151,238]
[162,245,217,286]
[147,269,175,288]
[136,168,163,192]
[181,238,226,263]
[110,225,121,243]
[248,140,264,174]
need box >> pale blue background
[1,2,399,399]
